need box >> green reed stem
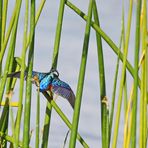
[93,1,109,148]
[35,90,40,148]
[42,0,65,147]
[5,55,18,148]
[139,0,147,147]
[112,0,133,147]
[0,0,2,51]
[0,104,9,148]
[131,0,141,147]
[0,0,22,105]
[42,92,89,148]
[109,6,124,144]
[0,3,17,64]
[69,0,93,147]
[66,1,139,86]
[0,55,21,148]
[52,0,65,68]
[23,0,35,147]
[15,0,29,147]
[41,102,52,148]
[0,0,2,75]
[10,103,16,147]
[143,0,147,146]
[0,0,45,65]
[0,132,26,148]
[2,49,16,148]
[1,0,8,43]
[35,0,46,28]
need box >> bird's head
[49,68,59,78]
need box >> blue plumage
[7,69,75,108]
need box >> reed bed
[0,0,147,147]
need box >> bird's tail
[7,71,28,79]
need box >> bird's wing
[51,79,75,109]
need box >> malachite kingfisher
[7,68,75,108]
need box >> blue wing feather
[51,78,75,108]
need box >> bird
[7,68,75,108]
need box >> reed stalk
[0,0,22,105]
[66,1,137,83]
[93,1,109,147]
[42,92,89,148]
[41,0,66,147]
[112,0,133,147]
[23,0,35,147]
[35,89,40,148]
[15,0,29,147]
[139,0,147,147]
[131,0,141,147]
[69,0,93,147]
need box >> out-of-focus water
[4,0,140,147]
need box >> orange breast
[48,85,52,91]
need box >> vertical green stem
[69,1,93,147]
[0,0,2,75]
[52,0,66,68]
[93,1,108,148]
[0,0,2,50]
[66,1,137,83]
[23,0,35,147]
[35,90,40,148]
[0,0,22,105]
[1,0,8,43]
[42,0,66,147]
[15,0,28,147]
[42,92,89,148]
[112,0,133,147]
[0,3,17,64]
[139,0,147,147]
[41,102,52,148]
[109,5,124,143]
[131,0,141,147]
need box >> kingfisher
[7,68,75,108]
